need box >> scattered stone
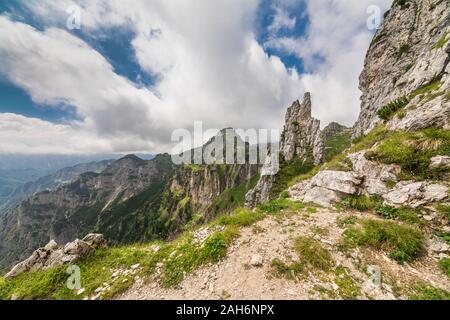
[250,254,263,267]
[130,263,140,270]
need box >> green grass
[334,266,361,300]
[410,80,442,100]
[270,259,305,280]
[257,199,305,214]
[336,216,358,228]
[431,30,450,50]
[376,206,422,225]
[294,237,334,272]
[342,219,425,264]
[216,207,265,227]
[436,205,450,220]
[377,97,409,121]
[209,174,260,215]
[341,195,383,212]
[366,128,450,180]
[0,203,279,300]
[324,132,352,162]
[440,259,450,278]
[409,285,450,300]
[270,151,315,198]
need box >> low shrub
[342,219,425,264]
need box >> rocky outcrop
[383,181,448,208]
[430,155,450,170]
[281,93,324,165]
[354,0,450,137]
[289,151,448,208]
[5,234,107,280]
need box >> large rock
[309,171,362,195]
[348,151,401,195]
[383,182,448,208]
[289,170,362,207]
[5,234,107,280]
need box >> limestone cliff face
[354,0,450,136]
[246,93,326,207]
[280,93,324,166]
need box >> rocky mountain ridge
[0,160,113,216]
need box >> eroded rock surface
[5,234,107,280]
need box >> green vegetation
[342,219,425,264]
[341,195,383,212]
[397,44,410,59]
[366,128,450,180]
[334,266,361,300]
[410,79,442,100]
[270,259,305,280]
[216,207,265,227]
[257,198,305,214]
[336,216,358,228]
[270,151,315,198]
[440,259,450,278]
[431,30,450,50]
[409,285,450,300]
[376,206,422,225]
[209,174,260,215]
[324,132,352,162]
[377,97,409,121]
[393,0,411,9]
[436,205,450,220]
[0,199,306,300]
[340,195,423,225]
[294,237,334,272]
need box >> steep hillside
[0,160,113,216]
[0,154,175,268]
[354,0,450,136]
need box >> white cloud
[0,0,305,154]
[268,6,297,34]
[0,0,393,154]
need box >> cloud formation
[0,0,392,154]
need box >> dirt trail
[119,208,450,300]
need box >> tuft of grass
[410,80,442,100]
[334,266,361,300]
[366,128,450,180]
[337,216,358,228]
[270,259,305,280]
[217,208,265,227]
[376,206,422,225]
[436,205,450,220]
[431,30,450,50]
[294,237,334,272]
[258,199,305,214]
[409,285,450,300]
[341,195,383,212]
[377,97,409,121]
[439,259,450,278]
[342,219,425,264]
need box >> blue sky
[0,0,391,154]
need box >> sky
[0,0,392,155]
